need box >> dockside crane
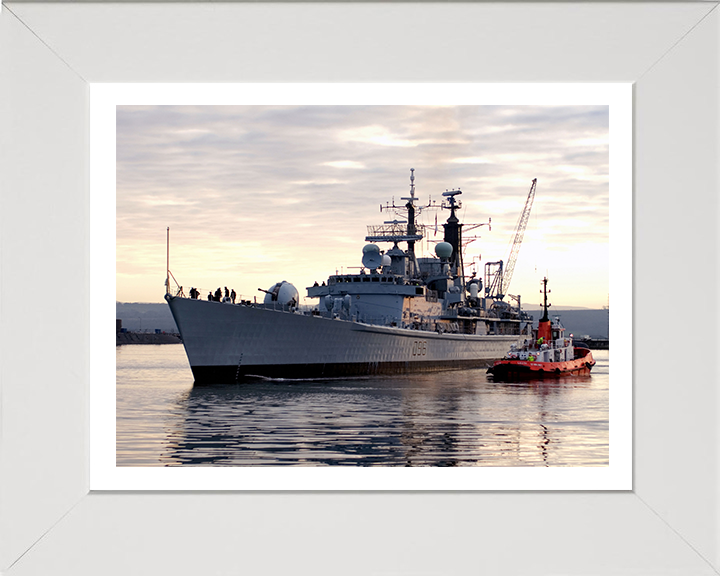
[485,178,537,300]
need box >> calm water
[117,344,609,467]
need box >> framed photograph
[94,83,631,492]
[2,2,718,574]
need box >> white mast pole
[166,227,170,295]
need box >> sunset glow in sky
[117,104,609,308]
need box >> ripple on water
[116,344,609,467]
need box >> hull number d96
[412,340,428,356]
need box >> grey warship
[166,170,533,383]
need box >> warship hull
[167,296,522,384]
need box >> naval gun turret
[259,281,299,307]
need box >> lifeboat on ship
[487,277,596,381]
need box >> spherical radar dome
[435,242,453,259]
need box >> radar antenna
[368,170,426,241]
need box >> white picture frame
[1,2,718,574]
[94,82,631,491]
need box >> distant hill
[116,302,179,333]
[116,302,609,339]
[523,308,609,339]
[521,305,595,311]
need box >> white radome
[435,242,453,259]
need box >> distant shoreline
[116,331,181,345]
[116,302,610,339]
[117,301,605,311]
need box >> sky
[116,104,609,309]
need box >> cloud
[322,160,365,169]
[116,104,610,307]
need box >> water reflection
[157,368,605,467]
[399,385,463,467]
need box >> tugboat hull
[488,277,598,382]
[488,348,596,381]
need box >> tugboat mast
[537,276,553,342]
[540,276,551,322]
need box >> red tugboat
[487,277,596,380]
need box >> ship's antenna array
[369,170,494,287]
[369,168,426,243]
[379,168,435,219]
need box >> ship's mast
[166,226,170,295]
[441,189,463,282]
[367,169,425,277]
[537,276,553,342]
[402,168,419,275]
[540,276,551,322]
